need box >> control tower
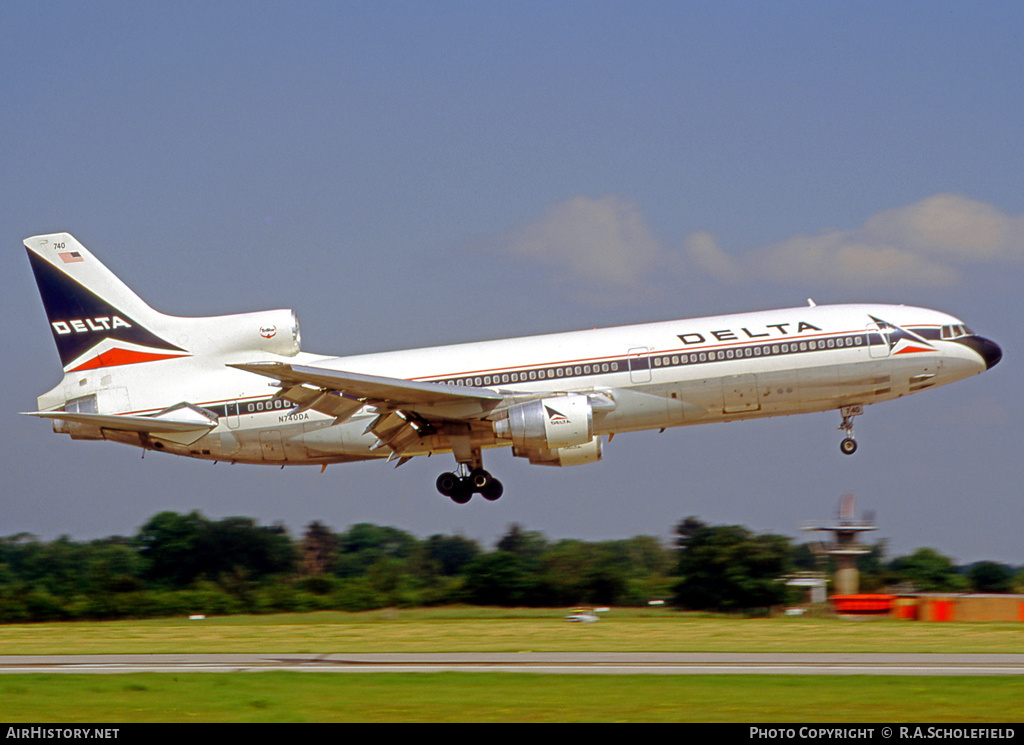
[803,493,877,595]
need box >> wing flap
[274,383,366,421]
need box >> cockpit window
[941,324,972,340]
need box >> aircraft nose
[961,336,1002,370]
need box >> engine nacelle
[513,435,603,467]
[192,309,302,357]
[494,395,594,450]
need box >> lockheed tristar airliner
[24,233,1001,503]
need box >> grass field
[0,607,1021,655]
[0,608,1021,722]
[0,673,1022,723]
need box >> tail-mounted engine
[206,309,302,357]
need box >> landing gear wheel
[467,468,503,500]
[837,405,863,456]
[480,479,504,501]
[438,472,474,504]
[436,472,460,497]
[438,460,505,504]
[468,468,493,491]
[449,480,473,504]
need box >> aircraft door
[628,347,652,383]
[722,373,761,413]
[868,322,890,358]
[259,431,286,461]
[225,402,240,429]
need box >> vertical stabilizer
[25,233,190,372]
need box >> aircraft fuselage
[38,303,997,465]
[25,232,1000,502]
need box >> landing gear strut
[436,437,503,503]
[838,405,862,455]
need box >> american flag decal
[59,251,84,264]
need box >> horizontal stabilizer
[23,402,218,435]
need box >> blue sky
[3,2,1022,563]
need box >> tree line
[0,511,1018,622]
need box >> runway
[2,653,1023,675]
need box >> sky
[2,1,1022,564]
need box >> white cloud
[744,194,1024,288]
[506,193,1024,296]
[503,195,665,286]
[685,231,743,284]
[865,193,1015,259]
[750,235,962,288]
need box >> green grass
[0,609,1022,721]
[0,673,1020,722]
[0,608,1021,655]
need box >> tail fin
[25,233,190,372]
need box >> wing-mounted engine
[513,435,603,467]
[493,394,594,450]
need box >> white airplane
[24,232,1001,503]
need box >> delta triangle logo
[868,315,935,355]
[545,405,570,424]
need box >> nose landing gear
[838,405,863,455]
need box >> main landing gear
[436,467,504,503]
[838,405,863,455]
[435,434,503,503]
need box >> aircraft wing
[231,361,509,452]
[232,362,510,463]
[230,362,503,407]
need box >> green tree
[966,561,1014,593]
[138,511,295,588]
[889,548,967,592]
[299,521,336,576]
[137,511,207,586]
[423,534,480,576]
[674,516,706,550]
[461,552,538,606]
[672,523,793,613]
[334,523,418,577]
[496,524,547,561]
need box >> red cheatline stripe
[411,327,882,382]
[68,348,189,372]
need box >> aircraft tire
[840,438,858,455]
[468,468,493,491]
[449,479,473,504]
[436,472,460,497]
[480,479,504,501]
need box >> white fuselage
[38,302,993,466]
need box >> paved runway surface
[2,653,1023,675]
